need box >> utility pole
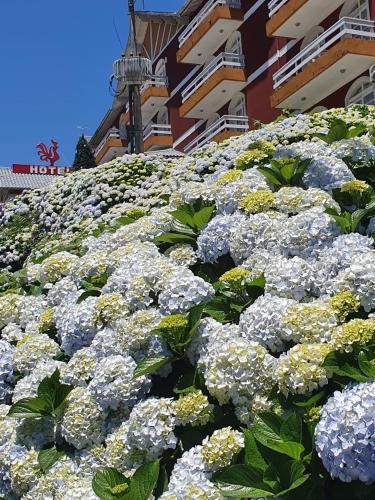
[112,0,151,154]
[127,0,144,154]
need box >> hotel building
[89,0,375,163]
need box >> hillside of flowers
[1,105,375,499]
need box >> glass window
[346,78,375,106]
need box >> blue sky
[0,0,182,167]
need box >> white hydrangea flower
[61,387,106,449]
[281,300,338,343]
[312,234,374,295]
[278,207,341,260]
[265,255,314,301]
[39,251,79,283]
[13,334,60,375]
[115,308,162,353]
[75,444,106,477]
[54,296,97,356]
[201,427,244,471]
[276,343,333,396]
[1,323,24,343]
[161,445,222,500]
[198,325,276,410]
[197,213,247,263]
[59,347,97,386]
[174,391,213,427]
[0,340,14,403]
[316,382,375,484]
[57,475,98,499]
[12,359,63,402]
[0,294,20,329]
[88,354,150,411]
[165,244,197,267]
[105,398,177,470]
[8,445,41,496]
[276,140,355,192]
[22,456,78,500]
[239,294,296,352]
[275,186,339,214]
[215,169,270,215]
[47,276,79,306]
[229,212,287,264]
[158,269,215,315]
[332,251,375,312]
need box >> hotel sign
[12,164,70,176]
[12,139,71,176]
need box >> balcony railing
[273,17,375,89]
[178,0,242,48]
[182,52,245,103]
[140,74,168,93]
[184,115,249,154]
[95,128,121,156]
[143,123,172,141]
[268,0,289,17]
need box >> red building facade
[89,0,375,163]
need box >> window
[309,106,328,113]
[301,25,325,52]
[345,77,375,106]
[340,0,370,20]
[154,59,167,77]
[206,113,220,130]
[225,31,242,55]
[119,113,128,140]
[157,106,169,125]
[228,93,246,117]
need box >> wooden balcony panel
[180,67,246,119]
[266,0,346,38]
[271,39,375,110]
[177,5,243,64]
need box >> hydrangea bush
[1,106,375,499]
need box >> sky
[0,0,182,167]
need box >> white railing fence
[268,0,289,17]
[182,52,245,102]
[143,123,172,141]
[179,0,242,47]
[95,128,121,156]
[273,17,375,89]
[140,74,168,93]
[184,115,248,154]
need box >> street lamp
[112,0,152,154]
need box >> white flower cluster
[0,106,375,497]
[316,382,375,484]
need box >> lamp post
[112,0,151,154]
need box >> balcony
[180,52,246,119]
[271,17,375,111]
[184,115,249,154]
[177,0,244,64]
[95,128,127,164]
[267,0,346,39]
[143,123,173,151]
[124,75,169,125]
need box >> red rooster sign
[36,139,60,167]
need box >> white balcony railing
[268,0,289,17]
[178,0,242,47]
[273,17,375,89]
[182,52,245,103]
[125,75,169,113]
[143,123,172,142]
[184,115,249,154]
[95,128,121,156]
[140,74,169,93]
